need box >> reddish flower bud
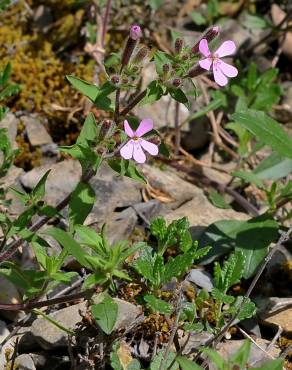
[174,38,184,54]
[162,63,170,73]
[130,24,142,40]
[132,46,149,64]
[191,26,220,54]
[111,75,120,84]
[172,78,182,87]
[186,64,205,78]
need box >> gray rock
[33,5,53,31]
[15,354,36,370]
[141,164,202,209]
[212,339,280,368]
[164,195,249,239]
[30,353,70,370]
[20,159,81,206]
[22,115,53,146]
[85,163,142,224]
[179,331,213,355]
[187,269,214,292]
[0,112,19,149]
[106,207,138,245]
[0,275,22,321]
[0,320,9,344]
[31,302,87,349]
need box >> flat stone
[85,163,142,224]
[187,269,214,292]
[212,339,280,368]
[0,275,22,321]
[106,208,138,245]
[31,302,87,350]
[141,164,202,209]
[20,159,81,206]
[15,354,36,370]
[179,331,213,355]
[261,307,292,334]
[0,320,9,344]
[22,115,53,146]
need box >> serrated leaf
[232,110,292,159]
[221,251,245,292]
[211,288,235,304]
[144,294,172,314]
[150,351,178,370]
[91,293,118,334]
[133,246,156,285]
[150,217,167,243]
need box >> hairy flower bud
[191,25,220,54]
[148,136,161,146]
[174,38,184,54]
[186,64,205,78]
[111,75,120,84]
[99,119,115,140]
[121,25,142,71]
[172,78,182,87]
[162,63,170,73]
[130,24,142,40]
[132,46,149,64]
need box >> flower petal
[213,63,228,86]
[133,142,146,163]
[124,120,134,138]
[199,58,212,71]
[218,60,238,77]
[140,139,159,155]
[215,40,236,58]
[199,39,210,57]
[135,118,153,137]
[120,140,134,160]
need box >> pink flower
[198,39,238,86]
[130,25,142,40]
[120,119,159,163]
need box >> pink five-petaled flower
[198,38,238,86]
[120,119,158,164]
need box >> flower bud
[130,24,142,41]
[174,38,184,54]
[162,63,170,73]
[186,64,205,78]
[99,119,115,140]
[172,78,182,87]
[111,75,120,84]
[191,25,220,54]
[132,46,149,64]
[148,136,161,146]
[122,77,129,84]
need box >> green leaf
[243,14,268,29]
[108,159,146,183]
[208,190,231,209]
[168,88,189,108]
[233,170,265,189]
[150,351,178,370]
[83,272,107,288]
[0,84,20,101]
[144,294,172,314]
[231,340,251,368]
[199,216,278,278]
[76,112,98,146]
[1,62,11,86]
[45,228,91,269]
[149,0,162,11]
[228,296,256,320]
[75,224,103,249]
[253,152,292,180]
[31,170,51,201]
[66,75,100,101]
[139,80,164,106]
[251,358,284,370]
[201,348,225,370]
[91,293,118,334]
[232,110,292,159]
[133,246,156,285]
[177,356,203,370]
[150,217,167,243]
[154,51,173,76]
[211,288,235,304]
[69,182,95,230]
[190,12,207,25]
